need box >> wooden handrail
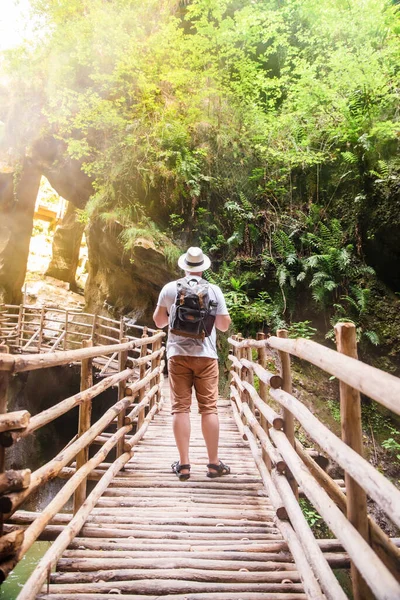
[0,311,166,584]
[1,421,133,582]
[1,394,135,516]
[18,368,133,438]
[228,325,400,599]
[0,332,164,373]
[270,428,400,599]
[243,423,344,600]
[269,387,400,530]
[229,334,400,416]
[14,386,165,598]
[268,336,400,416]
[228,354,282,388]
[0,306,158,357]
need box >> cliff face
[361,180,400,293]
[0,137,93,304]
[85,218,175,323]
[45,201,85,289]
[0,160,41,304]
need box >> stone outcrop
[0,160,41,304]
[85,218,175,323]
[0,137,93,304]
[33,137,93,210]
[361,180,400,292]
[45,201,85,289]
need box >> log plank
[0,411,30,433]
[270,387,400,529]
[271,428,400,600]
[0,529,24,559]
[0,469,31,495]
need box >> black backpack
[169,278,218,340]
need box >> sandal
[171,461,191,481]
[207,460,231,478]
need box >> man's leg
[173,413,191,474]
[169,357,193,476]
[193,358,229,474]
[201,412,219,466]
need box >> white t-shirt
[157,276,229,359]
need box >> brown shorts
[169,356,219,415]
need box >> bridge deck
[40,383,306,599]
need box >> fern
[304,255,319,270]
[337,248,351,270]
[297,272,306,282]
[277,265,289,287]
[364,330,380,346]
[310,271,329,286]
[227,230,243,247]
[286,252,297,266]
[273,231,296,259]
[312,288,326,304]
[238,192,253,214]
[341,151,358,164]
[323,280,337,292]
[377,160,389,178]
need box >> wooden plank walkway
[39,382,306,599]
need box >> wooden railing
[0,315,165,583]
[228,324,400,600]
[0,304,150,363]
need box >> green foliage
[2,0,400,344]
[327,399,341,424]
[299,498,333,539]
[382,433,400,462]
[288,321,317,340]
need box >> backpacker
[169,278,217,340]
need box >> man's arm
[153,305,169,329]
[215,314,231,332]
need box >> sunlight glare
[0,0,33,52]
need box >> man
[153,247,231,481]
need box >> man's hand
[215,314,231,332]
[153,305,169,329]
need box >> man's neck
[185,271,203,277]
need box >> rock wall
[6,365,119,511]
[85,218,175,323]
[46,201,85,288]
[0,160,41,304]
[361,180,400,292]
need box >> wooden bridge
[0,305,399,599]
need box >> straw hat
[178,247,211,273]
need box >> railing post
[73,340,93,515]
[17,305,23,348]
[117,337,129,459]
[256,332,272,471]
[244,345,255,413]
[37,307,45,353]
[91,314,98,346]
[243,363,255,414]
[137,328,148,429]
[0,346,10,535]
[150,337,160,409]
[236,334,253,412]
[231,334,239,377]
[335,322,373,600]
[63,310,69,350]
[156,337,163,404]
[0,305,5,341]
[277,329,298,497]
